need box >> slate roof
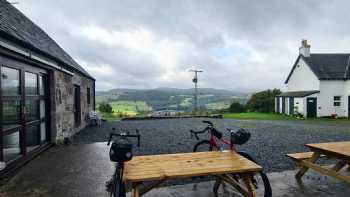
[285,54,350,84]
[277,90,320,97]
[0,0,93,79]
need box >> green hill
[96,88,249,115]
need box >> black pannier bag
[231,128,251,145]
[109,138,133,162]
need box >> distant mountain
[96,87,249,112]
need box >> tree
[245,89,281,113]
[98,102,113,113]
[228,102,245,113]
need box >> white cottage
[276,40,350,118]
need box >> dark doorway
[281,97,285,113]
[307,97,317,118]
[74,85,81,127]
[289,97,294,115]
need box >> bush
[98,102,113,113]
[245,89,281,113]
[228,102,245,113]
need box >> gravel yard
[73,118,350,172]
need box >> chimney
[299,39,310,57]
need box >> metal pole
[189,69,202,113]
[194,71,198,112]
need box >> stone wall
[52,70,94,143]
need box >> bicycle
[106,128,141,197]
[190,120,272,197]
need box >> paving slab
[0,143,350,197]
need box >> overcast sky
[14,0,350,91]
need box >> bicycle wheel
[237,151,272,197]
[193,140,213,152]
[107,167,126,197]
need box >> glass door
[1,66,22,162]
[0,65,48,163]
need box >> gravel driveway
[73,118,350,172]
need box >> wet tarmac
[1,142,350,197]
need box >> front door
[0,65,49,163]
[307,97,317,118]
[74,85,81,127]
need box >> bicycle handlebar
[190,128,208,140]
[107,128,141,146]
[202,120,213,126]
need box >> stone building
[0,0,95,173]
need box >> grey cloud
[15,0,350,91]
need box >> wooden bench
[124,151,262,197]
[287,142,350,184]
[286,152,325,162]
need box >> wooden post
[332,160,347,172]
[296,152,320,179]
[132,183,140,197]
[242,174,257,197]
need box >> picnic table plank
[124,151,262,182]
[291,141,350,185]
[306,141,350,158]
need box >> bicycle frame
[210,129,236,152]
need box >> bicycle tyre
[193,140,212,152]
[237,151,272,197]
[111,167,126,197]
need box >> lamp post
[189,69,203,113]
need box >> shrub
[98,102,113,113]
[245,89,281,113]
[228,102,245,113]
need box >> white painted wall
[286,58,320,91]
[285,98,289,115]
[279,97,283,113]
[317,81,346,117]
[294,98,304,115]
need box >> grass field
[223,112,297,120]
[109,101,151,115]
[205,100,231,110]
[223,112,350,125]
[99,112,121,122]
[97,101,152,121]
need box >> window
[87,88,91,105]
[334,96,341,106]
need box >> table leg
[132,183,140,197]
[296,152,320,179]
[242,174,256,197]
[217,174,249,196]
[213,178,222,193]
[332,160,347,172]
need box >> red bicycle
[190,120,272,197]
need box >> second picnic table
[287,141,350,184]
[123,151,262,197]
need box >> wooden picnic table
[124,151,262,197]
[295,141,350,184]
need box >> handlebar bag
[110,138,133,162]
[231,128,251,145]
